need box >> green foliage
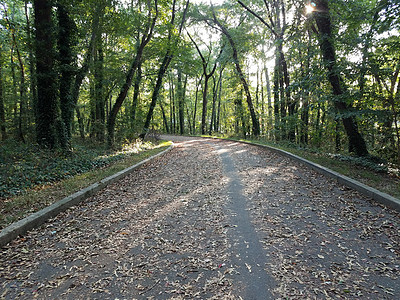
[328,153,388,173]
[0,138,156,199]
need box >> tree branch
[237,0,277,37]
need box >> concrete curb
[235,139,400,212]
[0,145,173,248]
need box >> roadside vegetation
[0,138,171,229]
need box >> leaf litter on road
[0,136,399,299]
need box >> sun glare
[305,2,316,14]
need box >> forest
[0,0,399,166]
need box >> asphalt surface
[0,135,399,299]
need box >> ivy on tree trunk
[57,2,76,148]
[34,0,63,149]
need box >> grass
[0,139,172,229]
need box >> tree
[312,0,369,156]
[108,0,158,146]
[71,4,99,139]
[57,1,77,147]
[176,66,186,134]
[130,59,143,130]
[238,0,291,140]
[187,31,220,135]
[210,7,260,136]
[0,43,5,140]
[3,3,27,142]
[34,0,63,148]
[140,0,189,139]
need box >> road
[1,136,399,299]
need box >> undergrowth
[0,138,158,200]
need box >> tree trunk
[177,67,185,135]
[193,75,202,134]
[314,0,368,156]
[212,14,260,136]
[160,99,170,133]
[273,47,280,141]
[216,69,223,132]
[94,41,105,141]
[141,53,173,139]
[75,106,85,139]
[300,31,311,145]
[34,0,60,148]
[25,1,36,132]
[187,33,219,135]
[168,72,175,133]
[140,0,189,139]
[109,0,158,146]
[209,76,217,135]
[201,73,212,135]
[235,89,246,137]
[131,59,142,129]
[5,7,26,143]
[0,48,6,140]
[185,103,192,134]
[57,2,76,147]
[264,66,272,138]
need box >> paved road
[0,136,399,299]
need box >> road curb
[234,139,400,212]
[0,145,174,248]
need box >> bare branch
[237,0,277,37]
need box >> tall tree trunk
[193,75,202,134]
[237,0,288,139]
[201,73,212,135]
[25,1,37,131]
[160,99,170,133]
[5,7,26,142]
[171,72,177,133]
[235,89,246,137]
[209,76,217,135]
[11,49,18,136]
[131,59,142,130]
[0,48,6,140]
[185,103,192,134]
[94,41,105,141]
[92,2,106,142]
[300,31,311,145]
[264,66,272,139]
[314,0,368,156]
[141,53,173,139]
[57,2,76,147]
[168,72,175,133]
[187,32,219,135]
[71,27,97,140]
[34,0,60,148]
[177,67,185,135]
[273,47,280,141]
[75,106,85,139]
[216,68,223,132]
[212,13,260,136]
